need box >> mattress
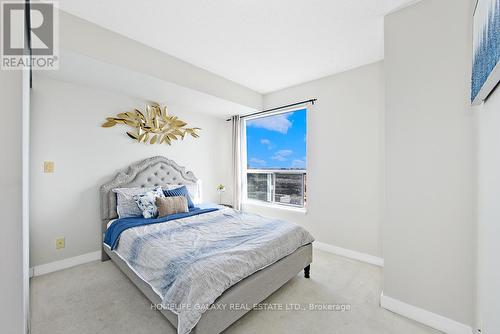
[104,207,314,334]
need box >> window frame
[241,107,308,211]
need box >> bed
[100,156,313,334]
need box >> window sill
[243,199,308,214]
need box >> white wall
[0,71,26,333]
[30,75,231,267]
[244,61,385,258]
[384,0,475,326]
[477,87,500,333]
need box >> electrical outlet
[55,237,65,249]
[44,161,55,173]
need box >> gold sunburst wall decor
[102,103,201,145]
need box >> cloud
[249,157,266,166]
[271,149,293,161]
[260,138,273,149]
[247,114,292,134]
[291,159,306,169]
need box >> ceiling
[39,50,256,119]
[58,0,419,94]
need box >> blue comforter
[104,207,219,250]
[106,207,314,334]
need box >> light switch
[44,161,54,173]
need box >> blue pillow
[163,185,194,209]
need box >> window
[244,108,307,208]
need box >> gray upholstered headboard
[100,156,199,226]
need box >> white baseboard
[313,241,384,267]
[380,292,473,334]
[30,250,101,277]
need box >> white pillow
[113,186,155,218]
[133,187,165,219]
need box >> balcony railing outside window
[247,170,306,208]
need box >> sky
[246,108,307,169]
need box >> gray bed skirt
[104,243,313,334]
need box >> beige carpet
[30,249,441,334]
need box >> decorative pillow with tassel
[156,196,189,218]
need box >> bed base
[304,264,310,278]
[103,243,312,334]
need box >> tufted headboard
[99,156,199,227]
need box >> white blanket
[112,207,314,334]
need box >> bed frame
[100,156,312,334]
